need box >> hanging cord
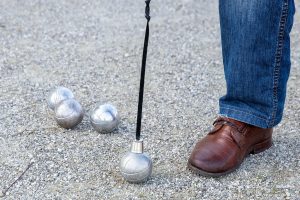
[136,0,151,141]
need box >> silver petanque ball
[54,98,84,129]
[120,141,152,183]
[47,86,74,110]
[90,104,120,133]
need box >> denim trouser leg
[218,0,296,128]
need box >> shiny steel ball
[54,98,84,129]
[90,104,120,133]
[120,141,152,183]
[47,86,74,110]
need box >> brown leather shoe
[187,117,273,177]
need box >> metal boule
[120,140,152,183]
[54,98,84,129]
[47,86,74,110]
[90,103,120,133]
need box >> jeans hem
[219,107,271,128]
[270,0,289,126]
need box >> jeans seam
[270,0,289,127]
[220,106,268,122]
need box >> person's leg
[188,0,295,176]
[219,0,295,128]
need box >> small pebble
[0,191,4,197]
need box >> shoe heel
[252,138,272,154]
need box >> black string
[136,0,151,141]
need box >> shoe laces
[213,117,246,134]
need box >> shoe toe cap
[188,143,239,174]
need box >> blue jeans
[219,0,296,128]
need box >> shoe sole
[187,137,273,177]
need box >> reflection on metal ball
[120,140,152,183]
[47,86,74,110]
[90,103,120,133]
[54,98,84,129]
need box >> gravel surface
[0,0,299,199]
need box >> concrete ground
[0,0,299,199]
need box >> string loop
[145,0,151,21]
